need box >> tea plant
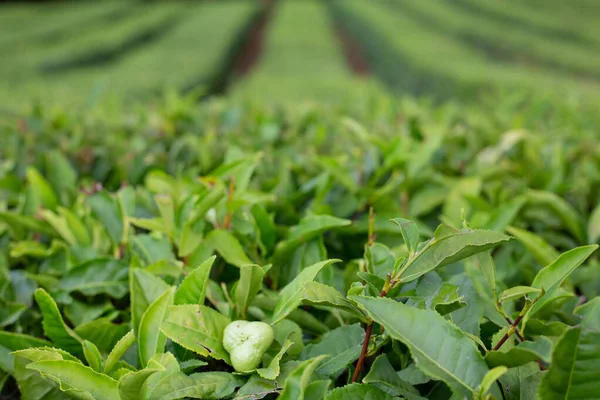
[1,99,599,399]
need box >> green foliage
[2,77,600,399]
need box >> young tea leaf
[138,287,174,367]
[174,255,215,305]
[34,289,83,357]
[206,229,253,268]
[82,340,102,372]
[234,263,265,319]
[272,259,341,324]
[391,218,420,257]
[397,229,510,283]
[104,330,135,375]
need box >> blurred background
[1,0,599,112]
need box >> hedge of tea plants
[1,95,600,399]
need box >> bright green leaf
[139,287,174,367]
[272,259,341,324]
[174,255,215,305]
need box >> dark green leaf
[352,296,500,398]
[363,355,422,398]
[539,326,600,399]
[60,258,129,298]
[326,383,394,400]
[486,337,552,368]
[279,355,327,400]
[301,323,363,377]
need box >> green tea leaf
[13,352,64,400]
[532,245,598,290]
[506,226,560,267]
[139,287,174,367]
[305,379,332,400]
[391,218,420,257]
[252,204,276,255]
[526,190,586,244]
[82,340,102,372]
[2,212,54,239]
[363,355,422,398]
[499,362,544,400]
[178,359,207,373]
[539,327,600,400]
[498,286,541,302]
[87,192,126,246]
[174,255,215,305]
[26,360,119,400]
[206,229,252,267]
[575,297,600,330]
[352,296,500,398]
[155,194,175,236]
[273,215,351,262]
[257,338,294,380]
[484,196,526,232]
[486,337,552,368]
[26,167,58,211]
[326,383,394,400]
[130,268,169,334]
[301,323,363,377]
[272,259,341,324]
[301,281,367,321]
[588,203,600,244]
[279,355,328,400]
[34,289,83,357]
[44,151,77,205]
[104,330,135,375]
[397,229,510,283]
[235,263,265,319]
[364,243,396,279]
[118,365,164,400]
[0,332,52,374]
[74,318,129,356]
[148,371,243,400]
[478,366,508,398]
[60,258,129,298]
[160,304,230,362]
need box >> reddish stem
[222,177,235,230]
[493,314,524,351]
[352,284,392,382]
[352,323,373,383]
[506,317,546,371]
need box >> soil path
[233,0,275,76]
[332,20,370,76]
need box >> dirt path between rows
[332,21,370,76]
[233,0,275,77]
